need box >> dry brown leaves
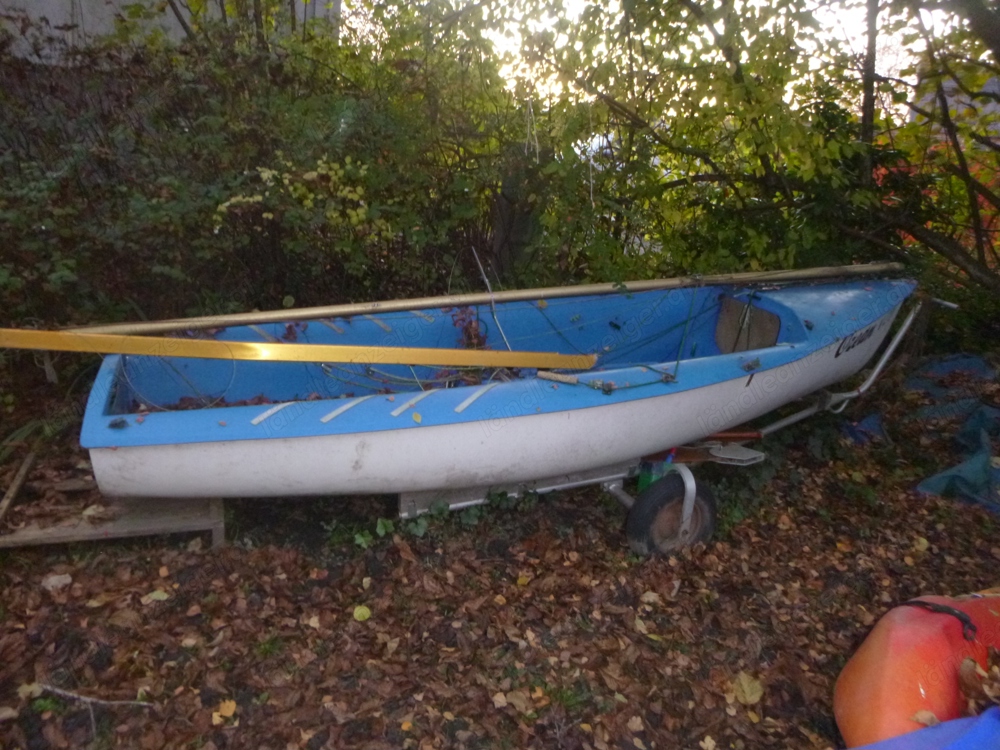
[0,371,999,749]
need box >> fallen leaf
[109,609,142,629]
[639,591,662,605]
[307,615,320,630]
[627,715,643,731]
[912,710,940,727]
[732,671,763,706]
[492,692,507,709]
[394,537,418,563]
[159,566,169,578]
[41,574,72,592]
[505,689,532,714]
[0,706,18,721]
[17,684,41,700]
[401,721,413,731]
[353,605,371,622]
[140,589,170,605]
[699,736,716,750]
[218,699,237,718]
[913,537,930,553]
[85,593,115,609]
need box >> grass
[254,635,283,658]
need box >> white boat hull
[89,306,897,499]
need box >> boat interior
[107,286,804,413]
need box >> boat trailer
[400,301,923,555]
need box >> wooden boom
[0,328,597,370]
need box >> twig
[0,451,36,527]
[38,683,153,708]
[37,683,152,739]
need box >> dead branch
[0,451,36,527]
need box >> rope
[899,600,978,641]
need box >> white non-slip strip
[251,402,295,425]
[320,395,373,423]
[454,382,499,413]
[389,389,435,417]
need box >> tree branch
[885,213,1000,293]
[932,77,990,263]
[660,174,732,190]
[953,0,1000,63]
[165,0,195,40]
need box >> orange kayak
[834,593,1000,748]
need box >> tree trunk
[252,0,267,50]
[330,0,342,44]
[860,0,879,185]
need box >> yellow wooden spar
[0,328,597,370]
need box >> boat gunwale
[80,279,917,449]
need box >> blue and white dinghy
[70,263,916,552]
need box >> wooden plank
[0,451,37,526]
[0,497,225,549]
[0,328,597,371]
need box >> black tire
[625,473,717,556]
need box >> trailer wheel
[625,473,717,555]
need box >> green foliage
[458,505,483,528]
[0,5,520,323]
[403,515,429,538]
[353,529,374,549]
[2,0,999,332]
[30,697,63,714]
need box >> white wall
[0,0,337,52]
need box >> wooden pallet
[0,497,225,549]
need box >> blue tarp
[855,707,1000,750]
[908,355,1000,513]
[843,354,1000,512]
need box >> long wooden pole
[75,263,904,336]
[0,329,598,371]
[0,450,36,528]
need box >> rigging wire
[470,245,513,352]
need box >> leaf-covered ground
[1,370,999,750]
